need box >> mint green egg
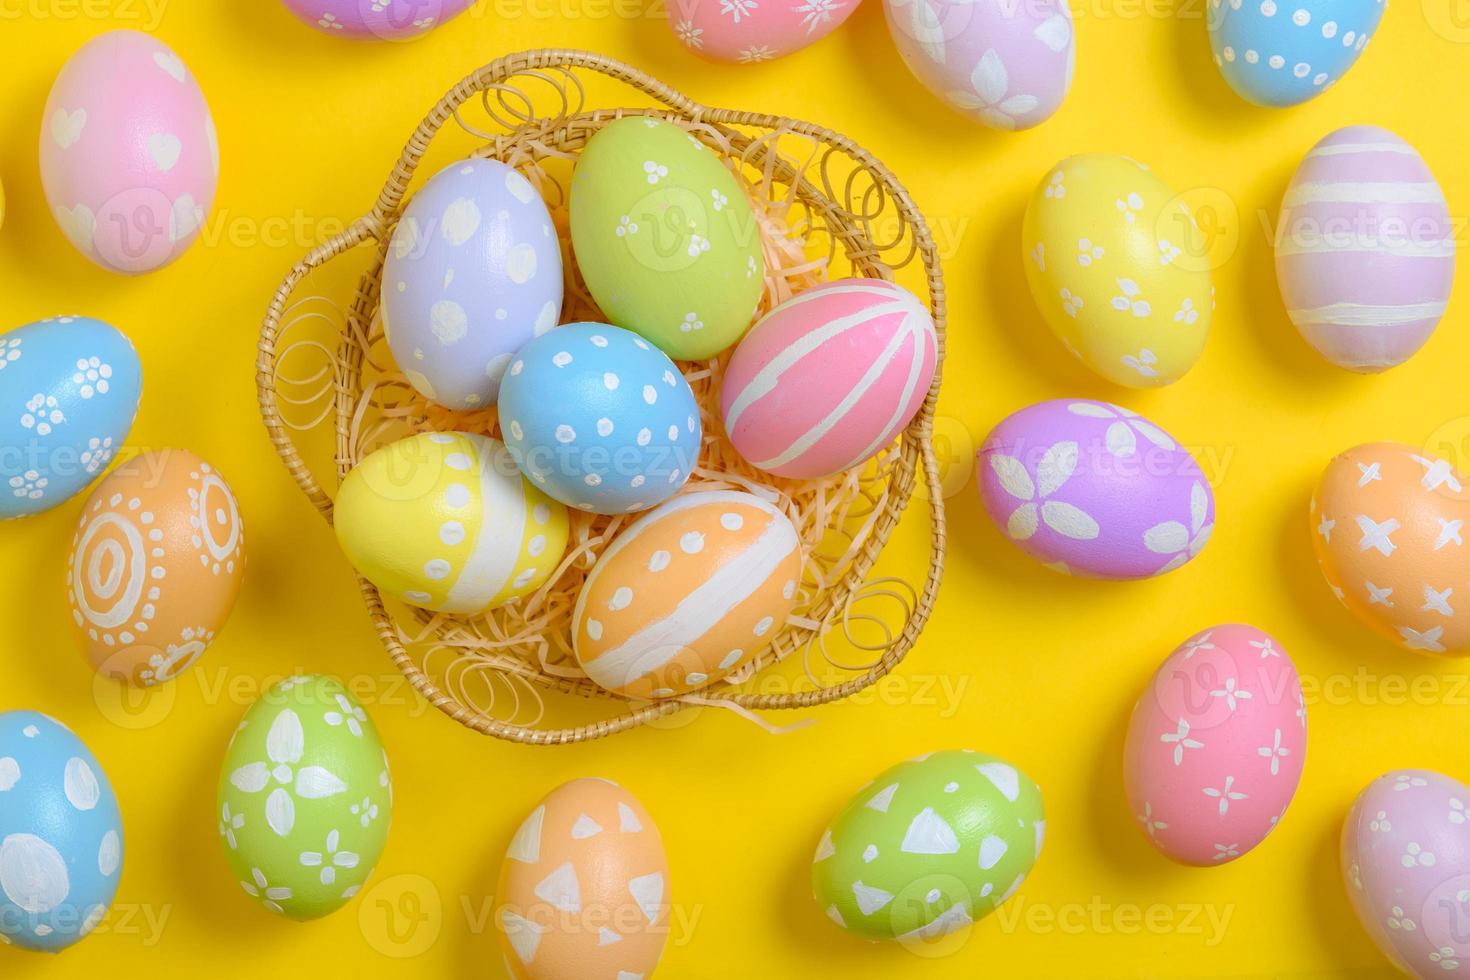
[811,750,1045,943]
[569,117,765,360]
[217,675,393,921]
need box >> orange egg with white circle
[497,778,669,980]
[67,448,244,685]
[572,490,804,699]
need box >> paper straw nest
[257,49,947,744]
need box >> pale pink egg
[1123,624,1307,866]
[40,30,218,275]
[720,279,937,480]
[666,0,861,64]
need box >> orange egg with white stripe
[572,490,803,698]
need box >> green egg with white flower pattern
[812,750,1045,943]
[570,116,765,360]
[217,674,393,921]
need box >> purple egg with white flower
[281,0,475,40]
[976,399,1215,579]
[382,159,563,410]
[883,0,1074,130]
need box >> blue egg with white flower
[498,323,701,515]
[1207,0,1384,107]
[0,316,141,520]
[0,711,124,953]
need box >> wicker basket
[256,49,947,744]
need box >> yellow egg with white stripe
[334,432,569,614]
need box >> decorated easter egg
[1207,0,1383,107]
[1276,126,1453,372]
[1024,155,1214,387]
[1310,442,1470,656]
[0,316,141,520]
[666,0,860,63]
[1124,625,1306,866]
[977,399,1215,579]
[281,0,475,39]
[67,448,244,687]
[0,711,123,953]
[572,490,803,698]
[499,323,701,514]
[335,432,569,614]
[41,30,217,274]
[1342,769,1470,977]
[812,750,1044,943]
[498,778,669,980]
[884,0,1074,130]
[383,159,563,409]
[218,675,392,921]
[569,117,765,360]
[721,279,937,480]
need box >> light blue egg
[498,323,701,515]
[0,711,124,953]
[0,316,142,519]
[1207,0,1384,107]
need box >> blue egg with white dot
[498,323,701,515]
[0,316,142,520]
[0,711,124,953]
[1207,0,1384,107]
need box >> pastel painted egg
[1276,126,1453,372]
[569,118,765,360]
[281,0,475,38]
[41,30,217,274]
[1207,0,1383,107]
[335,432,569,614]
[498,778,668,980]
[812,750,1044,942]
[720,279,937,480]
[383,159,563,409]
[66,449,244,687]
[1023,155,1214,387]
[884,0,1074,130]
[1310,442,1470,656]
[499,324,701,514]
[0,711,123,953]
[572,490,803,698]
[666,0,860,63]
[218,675,392,921]
[0,316,142,520]
[1342,769,1470,977]
[1124,625,1307,866]
[977,399,1215,579]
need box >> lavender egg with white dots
[498,323,701,515]
[383,159,563,410]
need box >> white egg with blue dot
[498,323,701,514]
[0,316,141,520]
[1207,0,1384,107]
[0,711,124,953]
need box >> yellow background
[0,0,1466,976]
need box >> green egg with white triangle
[811,750,1045,942]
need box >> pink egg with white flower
[720,278,937,481]
[1124,624,1307,866]
[666,0,861,63]
[883,0,1074,130]
[40,30,218,275]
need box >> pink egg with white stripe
[1276,126,1454,373]
[720,279,937,480]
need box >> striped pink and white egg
[720,279,937,481]
[1276,126,1454,373]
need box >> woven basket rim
[256,48,950,745]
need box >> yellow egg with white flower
[1022,154,1214,388]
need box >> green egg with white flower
[569,116,765,360]
[812,750,1045,943]
[217,674,393,921]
